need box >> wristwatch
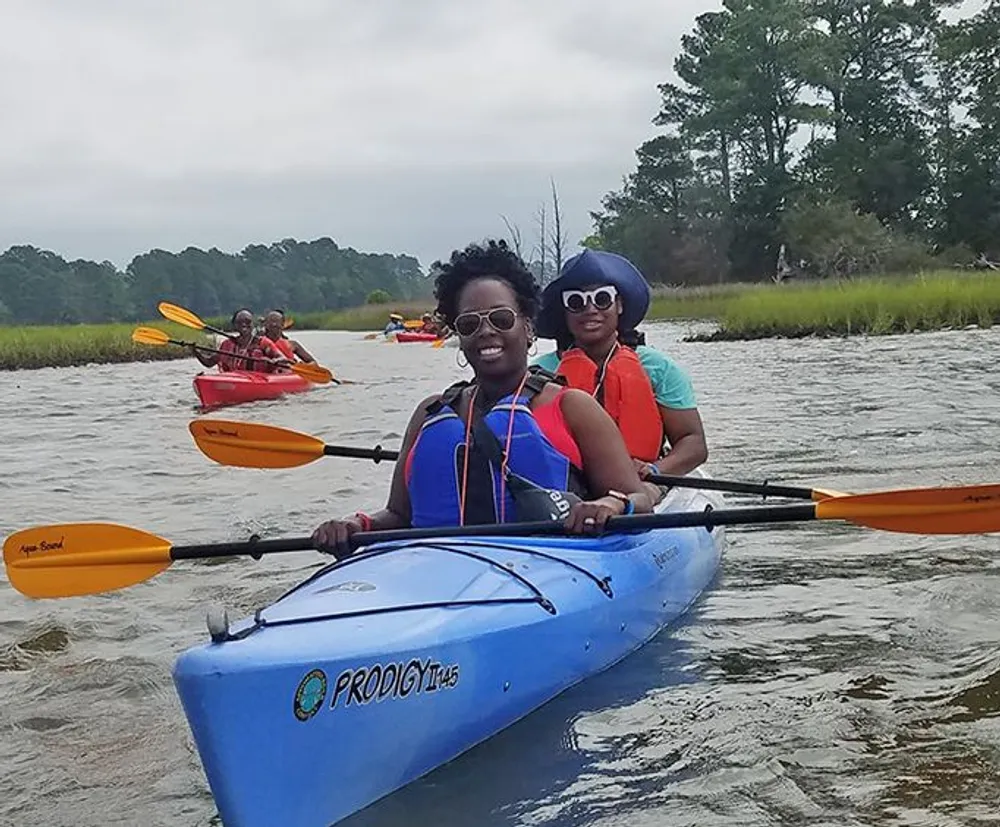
[605,489,635,515]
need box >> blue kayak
[172,482,726,827]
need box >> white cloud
[0,0,716,268]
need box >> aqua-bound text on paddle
[18,536,65,557]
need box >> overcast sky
[0,0,720,270]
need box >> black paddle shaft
[319,446,819,499]
[324,444,399,463]
[170,338,281,367]
[166,503,819,561]
[648,474,816,501]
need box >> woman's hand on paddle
[312,516,364,559]
[634,459,659,480]
[564,497,621,535]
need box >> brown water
[2,324,999,827]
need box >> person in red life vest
[533,250,708,479]
[419,312,441,336]
[262,309,315,363]
[311,239,658,558]
[190,308,287,373]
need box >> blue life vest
[407,372,583,527]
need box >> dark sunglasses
[562,285,618,313]
[453,306,519,338]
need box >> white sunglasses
[561,284,618,313]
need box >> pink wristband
[354,511,373,531]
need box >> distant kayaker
[419,313,440,336]
[312,239,659,558]
[191,308,286,373]
[384,313,405,336]
[533,249,708,478]
[263,309,315,363]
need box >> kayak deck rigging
[215,537,622,642]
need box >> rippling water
[2,324,999,826]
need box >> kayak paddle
[187,418,842,499]
[7,483,1000,599]
[189,419,398,467]
[132,327,335,384]
[157,301,235,340]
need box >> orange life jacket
[555,344,663,462]
[219,335,276,373]
[272,337,295,360]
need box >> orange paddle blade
[131,326,171,346]
[287,361,334,384]
[189,419,326,468]
[3,523,172,599]
[816,483,1000,534]
[431,337,447,349]
[157,301,207,331]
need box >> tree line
[584,0,1000,284]
[0,238,430,326]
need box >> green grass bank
[5,270,996,370]
[0,322,210,371]
[648,270,1000,340]
[283,303,436,332]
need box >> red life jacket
[219,336,276,373]
[272,337,295,360]
[555,343,663,462]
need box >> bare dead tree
[547,177,568,275]
[773,243,795,283]
[500,215,524,259]
[974,251,999,271]
[534,202,548,284]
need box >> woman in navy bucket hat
[533,249,708,478]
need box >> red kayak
[395,331,441,343]
[193,370,313,408]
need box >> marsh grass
[648,282,762,321]
[283,304,436,332]
[0,322,210,371]
[8,270,994,368]
[644,271,1000,339]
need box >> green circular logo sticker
[294,669,328,721]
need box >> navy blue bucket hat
[535,249,651,340]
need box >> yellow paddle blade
[283,317,294,329]
[816,483,1000,534]
[131,326,171,346]
[189,419,326,468]
[3,523,172,599]
[158,301,207,331]
[363,333,378,340]
[403,320,424,329]
[431,336,452,349]
[288,361,334,384]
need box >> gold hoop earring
[456,348,468,369]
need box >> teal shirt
[532,345,697,410]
